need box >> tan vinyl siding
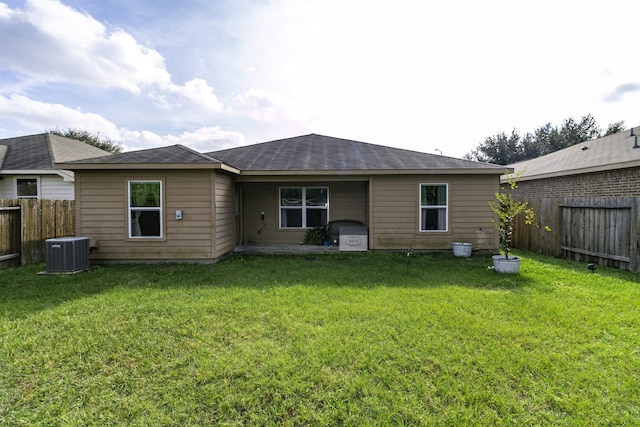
[242,181,367,244]
[76,169,216,261]
[329,181,367,222]
[371,175,499,251]
[214,172,236,257]
[243,182,292,243]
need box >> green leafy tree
[604,121,626,136]
[489,171,535,259]
[465,115,626,165]
[48,128,123,154]
[519,132,540,161]
[553,115,601,152]
[465,129,523,165]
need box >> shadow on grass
[0,252,540,319]
[4,250,634,319]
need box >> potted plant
[303,226,329,245]
[488,172,535,273]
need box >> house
[56,134,505,263]
[505,126,640,271]
[506,126,640,198]
[0,133,112,200]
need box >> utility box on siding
[46,237,90,273]
[338,226,368,252]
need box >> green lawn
[0,252,638,426]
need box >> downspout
[368,175,374,250]
[210,171,217,259]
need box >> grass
[0,252,638,425]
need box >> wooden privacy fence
[513,197,640,272]
[0,205,21,268]
[0,199,75,269]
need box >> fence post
[0,201,22,269]
[630,197,639,272]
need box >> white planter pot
[492,255,521,274]
[452,242,473,257]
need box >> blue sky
[1,0,638,157]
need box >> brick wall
[512,167,640,199]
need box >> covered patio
[234,243,340,255]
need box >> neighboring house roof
[207,134,504,175]
[0,145,7,169]
[57,144,238,172]
[58,133,505,175]
[0,133,112,173]
[508,126,640,181]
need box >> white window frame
[15,176,40,199]
[279,186,329,229]
[128,180,163,239]
[419,183,448,232]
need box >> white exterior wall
[40,175,75,199]
[0,174,74,200]
[0,176,13,198]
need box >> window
[16,178,38,198]
[280,187,328,228]
[129,180,162,238]
[420,184,447,231]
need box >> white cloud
[124,127,246,153]
[165,78,224,111]
[0,0,170,93]
[0,2,13,18]
[0,93,120,136]
[0,94,244,152]
[0,0,224,110]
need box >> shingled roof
[0,133,112,171]
[63,144,220,164]
[508,126,640,181]
[207,134,502,173]
[58,133,504,175]
[56,144,239,172]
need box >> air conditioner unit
[46,237,90,273]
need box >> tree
[465,129,523,165]
[465,115,626,165]
[554,115,601,152]
[488,171,535,259]
[48,128,123,154]
[604,121,626,136]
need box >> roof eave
[506,160,640,182]
[55,162,241,174]
[238,168,508,176]
[0,169,74,181]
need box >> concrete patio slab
[234,243,340,255]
